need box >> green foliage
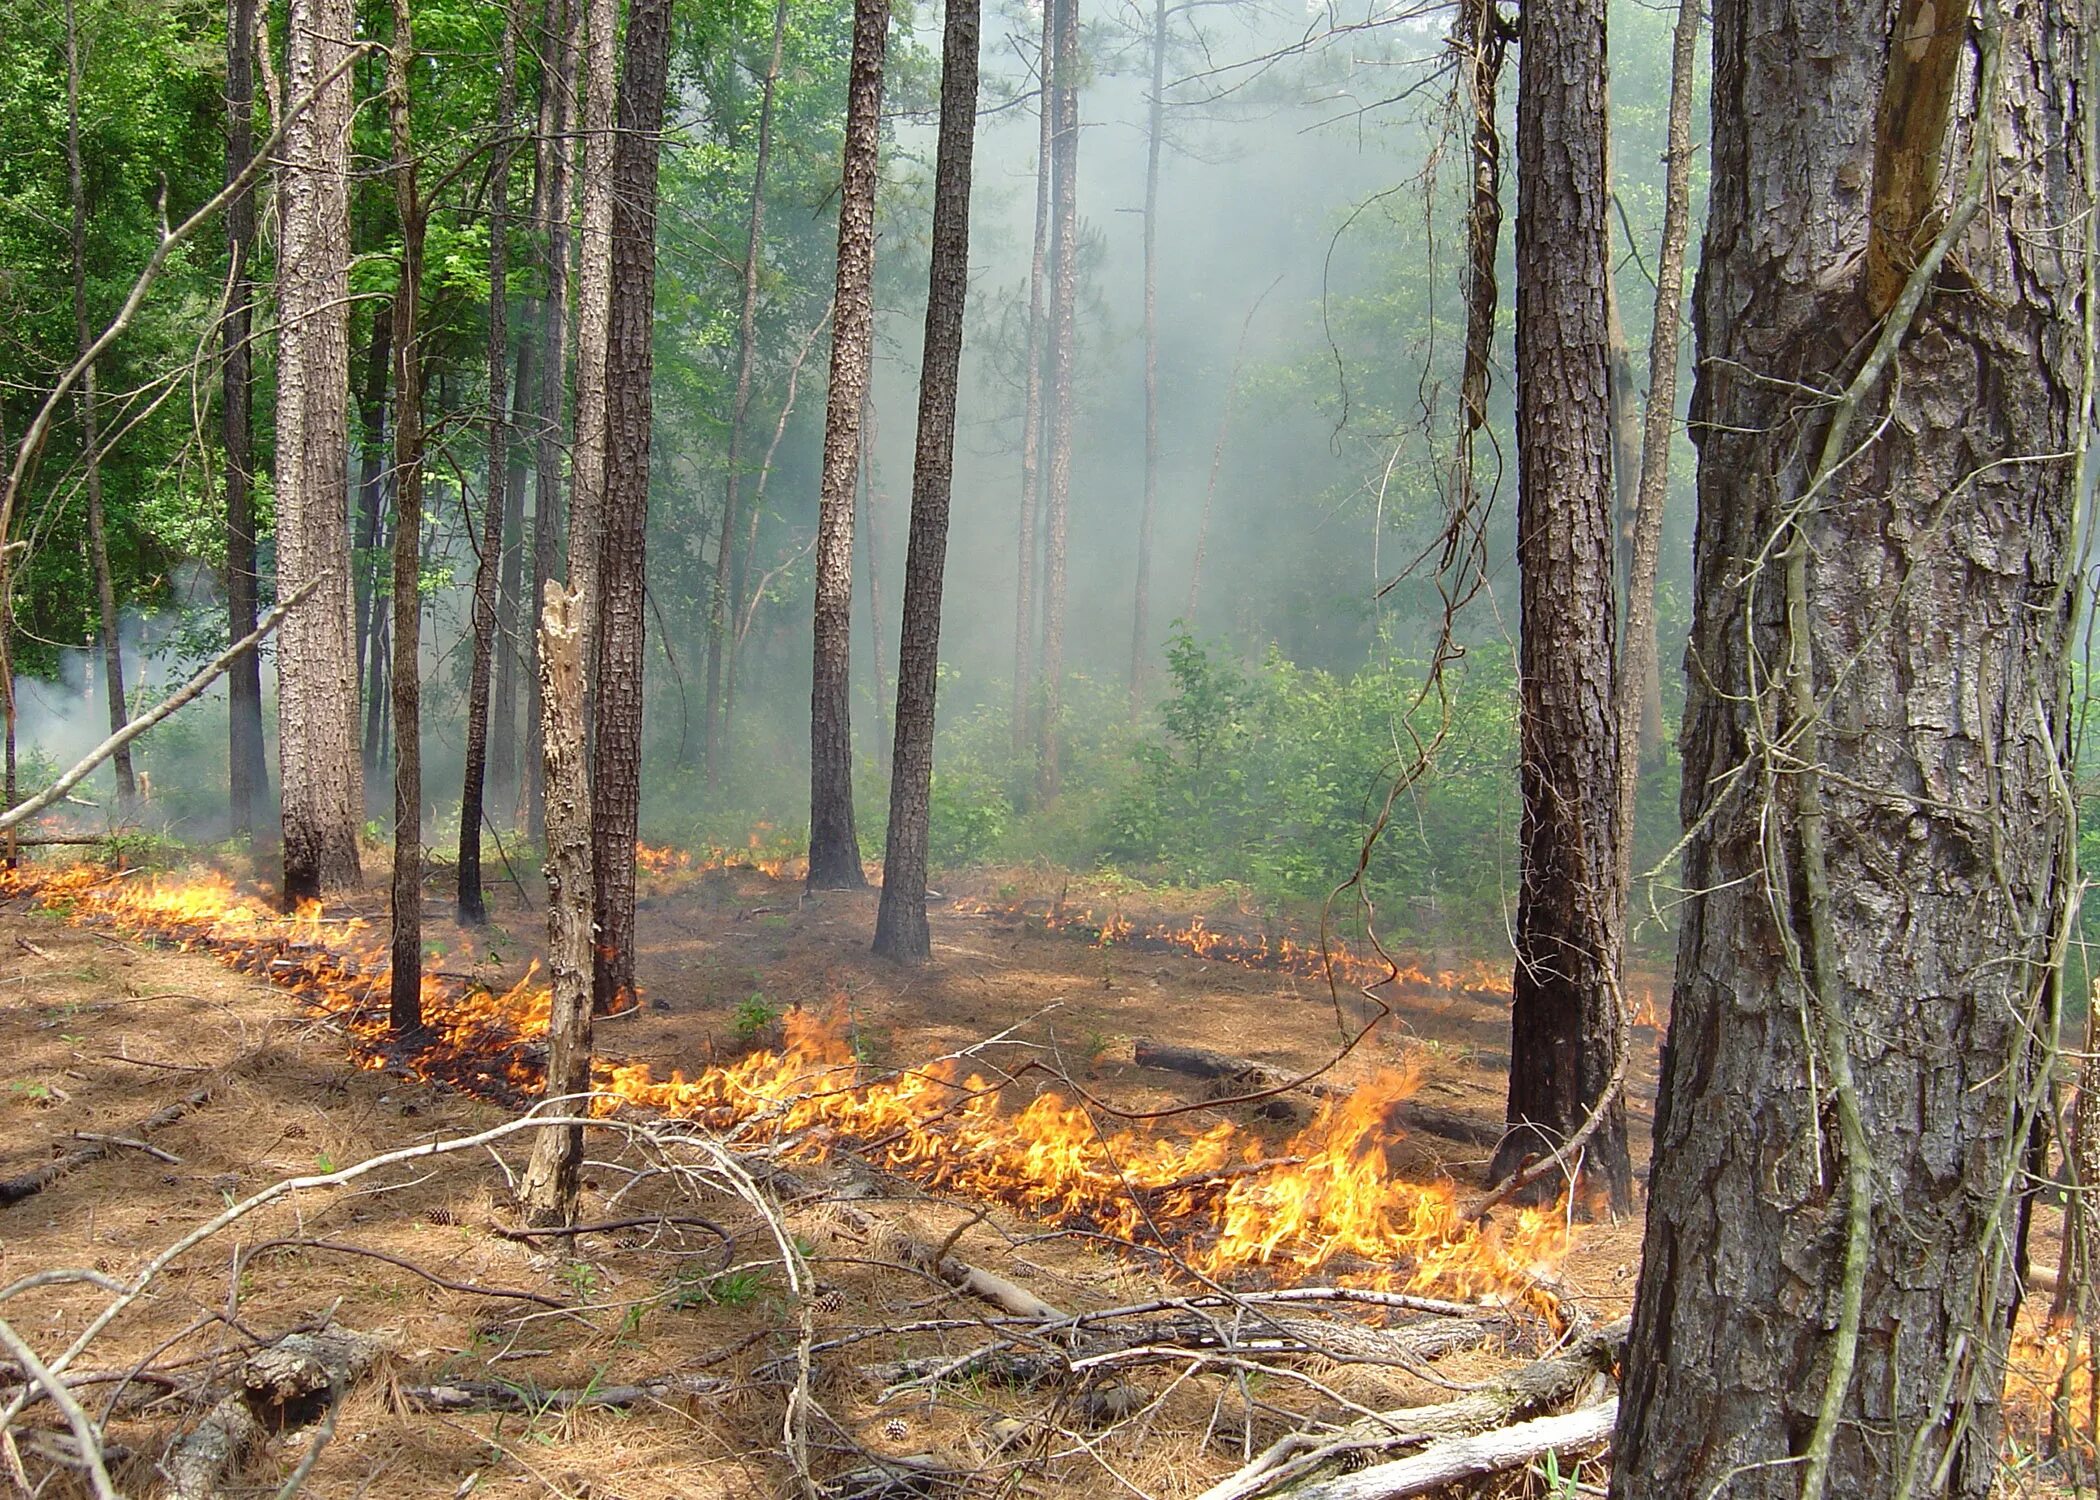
[731,993,781,1042]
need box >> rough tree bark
[526,0,576,842]
[519,582,592,1224]
[1490,0,1628,1213]
[1608,0,1697,899]
[1129,0,1164,706]
[222,0,269,843]
[869,0,977,963]
[704,0,789,786]
[806,0,890,891]
[1036,0,1078,798]
[1012,0,1051,759]
[589,0,673,1013]
[566,0,619,669]
[65,0,137,810]
[1610,4,2086,1495]
[275,0,364,901]
[459,6,520,927]
[386,0,425,1033]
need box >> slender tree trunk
[870,0,976,963]
[65,0,136,809]
[566,0,619,668]
[1604,279,1639,599]
[1608,0,1696,900]
[1036,0,1078,798]
[589,0,673,1013]
[1129,0,1164,706]
[704,0,789,787]
[860,390,889,772]
[223,0,269,844]
[527,0,577,843]
[806,0,890,891]
[276,0,364,902]
[459,6,521,927]
[385,0,425,1033]
[491,337,533,818]
[1489,0,1628,1213]
[518,582,591,1224]
[1611,4,2086,1494]
[1012,0,1052,758]
[353,306,391,704]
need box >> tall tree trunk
[276,0,364,902]
[860,389,889,773]
[459,5,521,927]
[386,0,425,1033]
[1129,0,1164,706]
[223,0,269,844]
[491,338,533,820]
[589,0,673,1014]
[870,0,977,963]
[566,0,619,669]
[1489,0,1629,1213]
[1608,0,1697,900]
[1012,0,1052,757]
[806,0,890,891]
[704,0,789,787]
[527,0,577,843]
[518,582,591,1224]
[1036,0,1078,799]
[65,0,136,809]
[1610,5,2085,1495]
[353,305,391,706]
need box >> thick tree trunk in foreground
[705,0,789,785]
[589,0,673,1013]
[527,0,577,843]
[1012,0,1051,759]
[66,0,136,810]
[276,0,364,901]
[1491,0,1628,1213]
[519,582,591,1224]
[1036,0,1078,798]
[223,0,268,843]
[386,0,425,1034]
[459,10,520,928]
[870,0,977,962]
[1611,5,2085,1495]
[1608,0,1698,898]
[806,0,890,891]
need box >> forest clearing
[2,0,2094,1487]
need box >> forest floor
[0,853,2082,1498]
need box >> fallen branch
[239,1239,571,1309]
[1132,1039,1503,1148]
[1280,1398,1616,1500]
[161,1326,382,1500]
[398,1373,727,1414]
[0,1087,212,1208]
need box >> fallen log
[0,1088,212,1208]
[161,1325,382,1500]
[399,1373,726,1414]
[1197,1319,1624,1500]
[1132,1040,1503,1148]
[1280,1398,1616,1500]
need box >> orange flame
[1,860,1564,1311]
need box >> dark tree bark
[223,0,269,844]
[1610,5,2086,1496]
[65,0,136,809]
[385,0,425,1033]
[526,0,577,844]
[1011,0,1052,758]
[1129,0,1164,706]
[276,0,364,901]
[870,0,977,964]
[1489,0,1629,1213]
[589,0,673,1013]
[459,6,521,928]
[704,0,789,785]
[1036,0,1078,798]
[806,0,890,891]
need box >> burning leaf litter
[0,857,1568,1312]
